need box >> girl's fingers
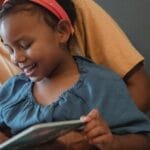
[85,125,108,139]
[83,119,100,133]
[80,116,91,123]
[80,109,103,123]
[90,133,113,145]
[81,109,102,122]
[82,109,108,134]
[87,109,100,120]
[80,109,113,147]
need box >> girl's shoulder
[0,73,31,105]
[75,56,122,82]
[2,73,30,89]
[71,56,126,100]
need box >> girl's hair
[0,0,76,50]
[0,0,76,29]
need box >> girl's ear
[56,20,72,43]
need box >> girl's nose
[11,51,26,64]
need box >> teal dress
[0,56,150,135]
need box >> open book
[0,120,83,150]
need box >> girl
[0,0,149,149]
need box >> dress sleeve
[78,65,150,135]
[0,75,29,129]
[89,71,150,134]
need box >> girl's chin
[28,77,38,82]
[28,76,43,82]
[29,76,51,83]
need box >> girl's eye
[19,41,31,50]
[4,45,14,55]
[1,39,14,54]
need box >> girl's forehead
[1,2,45,21]
[0,11,44,40]
[3,7,43,24]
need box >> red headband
[3,0,74,33]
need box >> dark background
[96,0,150,73]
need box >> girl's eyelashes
[4,45,14,55]
[3,41,31,55]
[0,38,3,43]
[19,43,30,50]
[1,38,32,54]
[18,40,32,50]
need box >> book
[0,120,84,150]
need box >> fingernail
[80,116,87,122]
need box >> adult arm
[0,131,9,143]
[0,126,11,143]
[59,132,150,150]
[109,134,150,150]
[124,63,150,112]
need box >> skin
[0,4,149,150]
[125,65,150,112]
[0,0,2,5]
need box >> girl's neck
[32,54,80,106]
[36,54,79,86]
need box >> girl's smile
[20,63,37,77]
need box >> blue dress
[0,56,150,135]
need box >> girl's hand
[80,109,115,150]
[0,131,9,143]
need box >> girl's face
[0,11,70,82]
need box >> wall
[96,0,150,73]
